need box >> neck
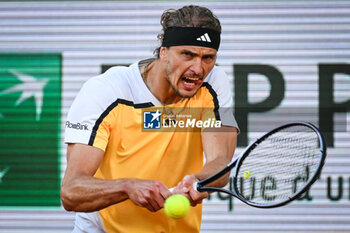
[142,59,183,105]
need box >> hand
[172,175,208,207]
[125,179,172,212]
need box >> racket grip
[169,182,199,193]
[193,181,198,191]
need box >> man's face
[160,46,217,98]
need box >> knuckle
[153,181,162,189]
[144,193,152,200]
[138,197,148,206]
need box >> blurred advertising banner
[0,53,61,206]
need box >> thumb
[181,175,197,192]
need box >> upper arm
[202,126,238,164]
[62,143,104,184]
[204,67,240,131]
[202,67,239,162]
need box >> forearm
[61,144,171,213]
[199,127,238,188]
[61,175,129,212]
[195,155,232,188]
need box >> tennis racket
[196,121,327,208]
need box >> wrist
[193,174,200,182]
[120,178,134,197]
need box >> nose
[189,58,203,75]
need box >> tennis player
[61,5,239,233]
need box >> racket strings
[236,125,321,205]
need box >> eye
[182,51,193,59]
[203,55,215,63]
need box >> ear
[159,47,168,61]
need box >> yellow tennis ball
[243,170,251,179]
[164,194,190,219]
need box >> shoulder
[85,64,134,92]
[195,65,233,108]
[203,65,230,87]
[80,63,140,102]
[201,66,231,97]
[64,63,139,147]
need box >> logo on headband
[196,33,211,42]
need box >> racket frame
[196,121,327,208]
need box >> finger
[175,192,196,206]
[145,203,157,212]
[147,197,161,211]
[160,187,172,201]
[181,177,193,192]
[151,183,172,210]
[171,181,188,194]
[181,174,200,193]
[188,188,208,206]
[136,197,156,212]
[152,192,167,209]
[173,181,184,192]
[192,187,208,200]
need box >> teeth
[184,80,195,86]
[186,77,198,81]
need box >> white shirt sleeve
[205,66,240,131]
[64,77,112,146]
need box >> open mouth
[182,76,203,89]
